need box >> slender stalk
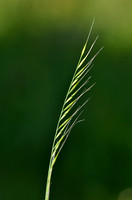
[45,164,53,200]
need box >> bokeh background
[0,0,132,200]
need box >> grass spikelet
[45,20,103,200]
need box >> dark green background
[0,1,132,200]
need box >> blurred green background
[0,0,132,200]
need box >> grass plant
[45,20,103,200]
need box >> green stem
[45,165,53,200]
